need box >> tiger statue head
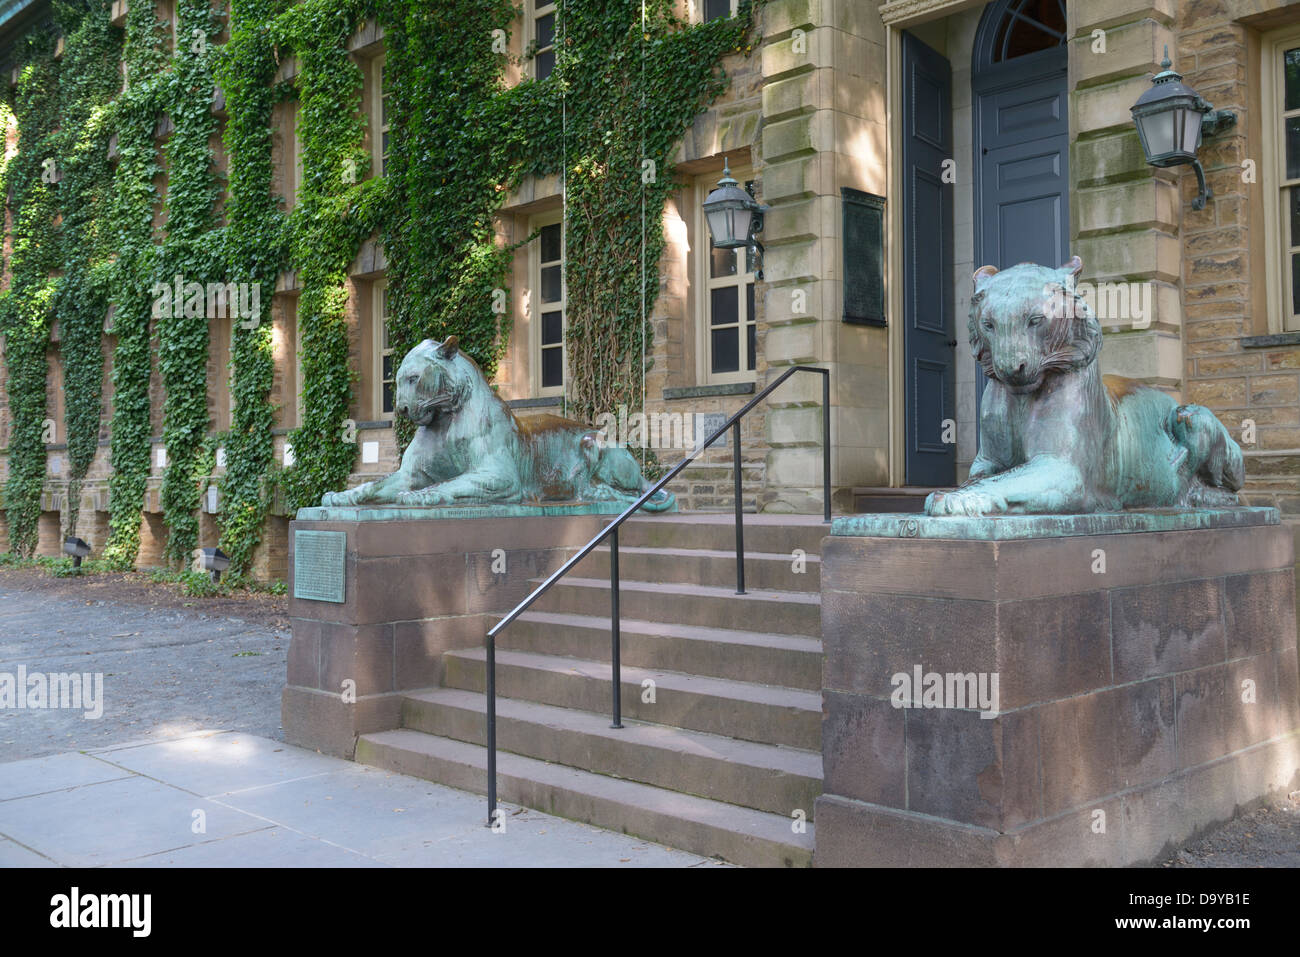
[394,336,477,426]
[968,255,1102,395]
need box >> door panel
[972,52,1069,422]
[977,77,1069,272]
[902,31,956,488]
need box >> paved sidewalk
[0,730,720,867]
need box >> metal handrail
[483,365,830,824]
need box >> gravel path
[0,582,287,763]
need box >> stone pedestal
[283,505,624,757]
[816,508,1300,867]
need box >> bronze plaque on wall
[293,530,347,603]
[842,188,886,326]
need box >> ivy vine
[1,0,758,572]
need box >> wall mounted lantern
[1130,47,1237,210]
[702,158,769,278]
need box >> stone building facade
[1,0,1300,586]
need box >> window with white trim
[532,212,565,395]
[375,281,395,417]
[1263,27,1300,332]
[698,168,758,382]
[532,1,557,80]
[371,55,390,177]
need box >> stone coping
[831,506,1279,541]
[296,499,676,522]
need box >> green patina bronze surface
[833,506,1278,540]
[298,500,665,522]
[316,337,674,514]
[925,256,1245,517]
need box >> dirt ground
[0,565,289,631]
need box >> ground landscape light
[63,536,91,569]
[1130,46,1237,210]
[701,157,770,278]
[199,547,230,583]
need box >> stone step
[620,514,829,554]
[851,486,939,513]
[443,647,823,751]
[582,544,820,592]
[356,730,814,867]
[529,577,822,637]
[495,610,823,691]
[400,688,822,818]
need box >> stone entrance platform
[816,507,1300,867]
[283,507,624,757]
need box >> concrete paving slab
[0,775,271,866]
[119,828,384,868]
[215,764,712,867]
[0,734,718,867]
[99,731,343,797]
[0,751,134,802]
[0,837,56,867]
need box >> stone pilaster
[1069,0,1183,391]
[760,0,890,512]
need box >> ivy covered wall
[0,0,758,576]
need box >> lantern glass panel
[1142,109,1175,158]
[729,206,754,246]
[707,207,734,247]
[1179,106,1202,154]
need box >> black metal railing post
[485,634,497,827]
[610,527,622,729]
[733,421,745,594]
[823,370,831,522]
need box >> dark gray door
[974,70,1070,270]
[902,31,956,488]
[971,0,1070,418]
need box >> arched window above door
[977,0,1067,69]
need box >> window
[699,169,757,381]
[286,102,302,209]
[702,0,738,21]
[371,55,390,177]
[532,213,565,394]
[1263,28,1300,332]
[985,0,1066,64]
[375,281,395,417]
[532,2,556,80]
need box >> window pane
[540,223,562,262]
[747,323,756,372]
[382,382,394,414]
[711,327,739,374]
[542,310,563,345]
[542,345,563,387]
[710,286,738,327]
[1293,253,1300,317]
[536,13,554,49]
[536,49,554,80]
[746,281,754,323]
[1288,116,1300,181]
[382,354,393,379]
[704,0,730,20]
[1287,48,1300,111]
[1290,188,1300,248]
[710,244,737,278]
[541,265,562,304]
